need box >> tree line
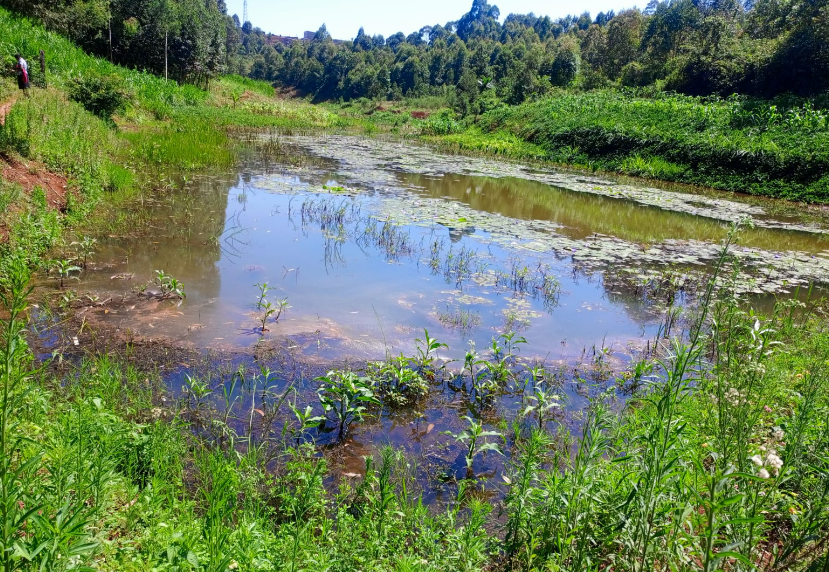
[2,0,827,107]
[235,0,828,111]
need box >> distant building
[265,34,300,46]
[262,30,347,47]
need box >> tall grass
[471,90,829,202]
[0,90,123,188]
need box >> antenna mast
[243,0,248,24]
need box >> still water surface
[76,135,829,363]
[64,134,829,488]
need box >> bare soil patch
[1,153,70,210]
[0,97,16,126]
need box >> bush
[620,61,651,87]
[67,73,129,120]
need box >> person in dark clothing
[13,54,30,94]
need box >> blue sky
[226,0,642,40]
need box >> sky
[225,0,642,40]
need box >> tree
[313,24,331,43]
[386,32,406,51]
[456,0,501,41]
[549,37,580,86]
[580,24,608,73]
[353,26,373,51]
[605,9,643,78]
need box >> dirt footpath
[0,97,16,126]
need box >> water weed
[317,370,380,440]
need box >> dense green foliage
[455,90,829,201]
[235,0,829,105]
[0,0,233,85]
[66,73,129,119]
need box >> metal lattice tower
[242,0,248,24]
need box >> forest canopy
[234,0,829,109]
[3,0,828,107]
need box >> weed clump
[66,72,129,120]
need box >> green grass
[0,178,61,268]
[465,90,829,202]
[0,89,123,187]
[122,122,236,172]
[423,129,548,161]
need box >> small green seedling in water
[443,416,504,478]
[523,387,561,429]
[51,259,82,288]
[255,283,289,332]
[154,270,186,299]
[183,375,212,413]
[414,328,448,371]
[257,300,277,332]
[70,236,97,269]
[255,282,271,308]
[288,397,325,445]
[500,331,527,359]
[317,370,380,440]
[59,289,77,312]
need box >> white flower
[758,468,770,479]
[772,428,785,441]
[767,453,783,471]
[750,455,764,467]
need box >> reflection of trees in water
[112,171,239,302]
[599,265,701,326]
[400,172,749,247]
[295,197,419,271]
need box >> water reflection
[401,172,829,253]
[74,137,829,365]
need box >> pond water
[75,135,829,360]
[62,134,829,489]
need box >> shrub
[67,73,129,120]
[620,61,651,87]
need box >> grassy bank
[1,230,828,571]
[428,90,829,203]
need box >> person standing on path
[13,54,30,95]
